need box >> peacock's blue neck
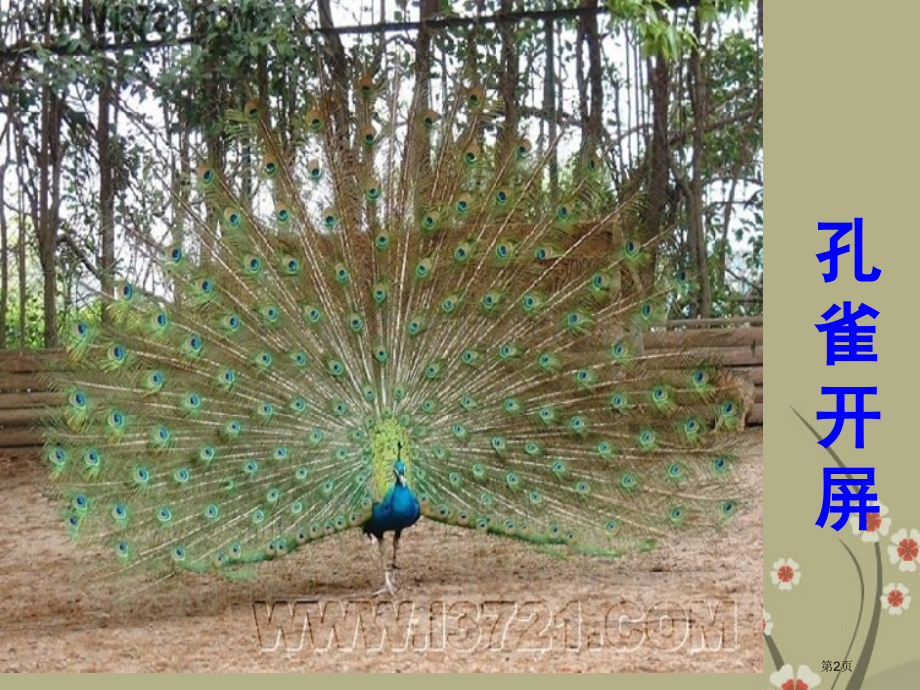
[363,476,421,539]
[389,484,420,524]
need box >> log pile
[0,318,763,457]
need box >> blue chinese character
[817,218,881,283]
[815,301,879,365]
[816,386,880,448]
[816,468,878,530]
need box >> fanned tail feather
[44,66,748,582]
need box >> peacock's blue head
[393,460,407,486]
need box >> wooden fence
[0,317,762,457]
[644,317,763,426]
[0,350,62,456]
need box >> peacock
[43,67,748,596]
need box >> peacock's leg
[391,530,401,570]
[371,535,397,596]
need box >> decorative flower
[888,529,920,573]
[770,558,802,590]
[763,610,773,636]
[850,502,891,543]
[769,663,822,689]
[881,583,911,615]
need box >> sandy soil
[0,430,762,672]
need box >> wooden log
[0,427,45,448]
[0,445,43,456]
[734,366,764,386]
[0,372,53,392]
[0,407,54,426]
[0,350,67,373]
[644,326,762,349]
[0,446,42,458]
[0,392,61,409]
[713,345,762,367]
[0,319,765,438]
[662,316,763,328]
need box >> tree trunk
[395,0,439,222]
[687,10,711,317]
[318,0,360,228]
[18,193,26,349]
[0,157,8,350]
[643,51,669,282]
[0,101,10,349]
[580,0,603,154]
[37,82,64,348]
[408,0,438,176]
[543,0,558,201]
[97,70,115,323]
[317,0,351,143]
[202,58,224,267]
[498,0,520,161]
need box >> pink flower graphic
[763,609,773,636]
[881,583,911,615]
[850,502,891,543]
[888,528,920,573]
[769,663,821,689]
[770,558,802,590]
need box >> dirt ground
[0,430,762,672]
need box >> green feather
[42,71,748,586]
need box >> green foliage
[0,229,42,349]
[3,291,45,350]
[606,0,753,60]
